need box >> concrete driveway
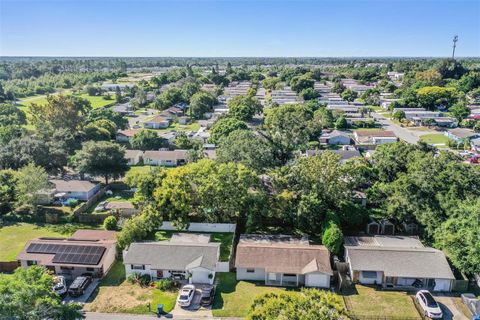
[170,286,213,319]
[64,279,99,304]
[434,295,469,320]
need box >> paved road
[128,108,159,128]
[372,112,422,144]
[85,312,242,320]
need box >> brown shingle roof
[235,239,333,275]
[354,130,396,137]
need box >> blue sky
[0,0,479,57]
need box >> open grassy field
[0,223,94,261]
[76,93,116,109]
[84,261,177,314]
[212,272,290,317]
[344,285,421,318]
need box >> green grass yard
[420,133,449,146]
[344,285,421,319]
[0,223,94,261]
[154,230,234,261]
[212,273,289,317]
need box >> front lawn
[154,230,234,261]
[0,223,93,261]
[343,285,421,319]
[212,272,288,317]
[420,133,449,146]
[85,261,177,314]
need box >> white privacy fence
[158,221,236,233]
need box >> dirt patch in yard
[84,282,153,313]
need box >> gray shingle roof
[124,242,220,271]
[345,236,454,279]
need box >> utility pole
[452,35,458,60]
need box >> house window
[26,260,37,266]
[60,266,74,271]
[86,267,94,272]
[362,271,377,279]
[131,264,145,270]
[246,268,255,273]
[283,273,297,277]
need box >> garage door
[191,270,212,284]
[305,273,329,288]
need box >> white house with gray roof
[344,236,455,291]
[123,233,220,284]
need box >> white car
[416,290,443,319]
[177,284,196,307]
[53,276,67,296]
[94,201,107,212]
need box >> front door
[157,270,163,279]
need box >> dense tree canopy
[247,290,349,320]
[71,141,128,184]
[216,129,276,172]
[0,266,83,319]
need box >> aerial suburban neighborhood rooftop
[0,0,479,319]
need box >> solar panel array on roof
[27,243,106,266]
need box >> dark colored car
[200,286,215,306]
[68,276,91,297]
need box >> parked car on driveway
[416,290,443,319]
[177,284,196,307]
[53,275,67,296]
[200,285,215,306]
[68,276,92,297]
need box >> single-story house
[50,179,101,201]
[161,106,184,120]
[112,103,134,116]
[305,148,361,164]
[235,234,333,288]
[17,230,117,280]
[470,137,480,152]
[123,233,220,284]
[105,201,139,217]
[353,130,398,145]
[116,129,138,142]
[319,130,351,145]
[178,116,190,125]
[125,150,143,166]
[144,115,170,129]
[143,150,188,167]
[444,128,479,144]
[344,235,455,292]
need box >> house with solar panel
[17,230,117,279]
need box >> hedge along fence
[76,212,114,224]
[0,261,18,273]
